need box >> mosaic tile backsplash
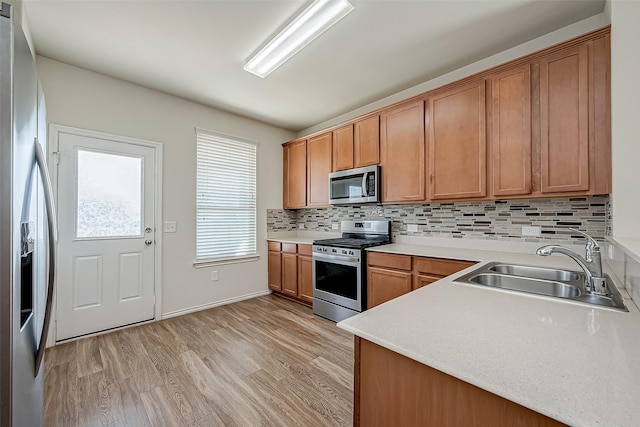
[267,195,610,243]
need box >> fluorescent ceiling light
[244,0,355,78]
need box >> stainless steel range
[312,220,391,322]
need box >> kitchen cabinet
[539,44,589,193]
[283,140,307,209]
[307,132,333,207]
[297,245,313,304]
[367,267,412,308]
[367,252,475,307]
[380,100,426,203]
[332,124,354,171]
[354,115,380,167]
[354,337,564,427]
[267,241,313,306]
[281,244,298,297]
[490,64,532,197]
[281,28,610,207]
[267,242,282,292]
[428,80,486,200]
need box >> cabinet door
[307,132,332,207]
[540,44,589,193]
[428,80,486,200]
[380,101,426,203]
[413,274,441,291]
[282,253,298,297]
[367,267,412,308]
[297,255,313,304]
[268,251,282,292]
[283,140,307,209]
[354,115,380,167]
[333,125,354,171]
[491,65,532,196]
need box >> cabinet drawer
[298,244,312,256]
[415,257,475,276]
[282,243,297,253]
[268,241,281,251]
[367,252,412,271]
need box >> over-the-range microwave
[328,165,380,205]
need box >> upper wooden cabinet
[283,140,307,209]
[332,125,354,172]
[539,44,589,193]
[307,132,333,207]
[428,80,486,200]
[281,28,610,208]
[354,115,380,167]
[380,101,426,203]
[490,65,532,197]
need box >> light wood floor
[44,295,354,427]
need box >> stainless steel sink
[455,262,628,312]
[488,264,581,282]
[469,273,581,298]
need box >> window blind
[196,128,257,262]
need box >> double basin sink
[455,262,628,312]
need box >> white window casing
[194,127,258,266]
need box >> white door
[56,131,157,340]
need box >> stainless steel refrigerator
[0,2,57,426]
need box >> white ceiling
[24,0,605,132]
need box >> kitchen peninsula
[338,242,640,426]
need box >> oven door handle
[313,252,360,263]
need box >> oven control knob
[349,251,354,255]
[332,249,337,253]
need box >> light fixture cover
[244,0,355,78]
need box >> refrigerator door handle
[33,137,58,376]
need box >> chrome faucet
[536,229,607,296]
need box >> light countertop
[338,243,640,426]
[266,231,341,246]
[267,236,316,245]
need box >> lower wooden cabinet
[355,337,564,427]
[413,274,440,290]
[281,252,298,297]
[267,241,313,306]
[367,267,412,308]
[297,255,313,304]
[267,250,282,291]
[367,252,475,308]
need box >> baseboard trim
[161,290,272,319]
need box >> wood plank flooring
[44,295,354,427]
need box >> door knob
[145,227,152,233]
[145,239,153,246]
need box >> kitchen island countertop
[338,243,640,426]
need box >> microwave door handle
[362,173,368,197]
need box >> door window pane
[76,149,142,238]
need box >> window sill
[193,255,260,268]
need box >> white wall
[36,56,295,316]
[299,12,610,136]
[610,0,640,240]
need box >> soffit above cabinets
[24,0,605,132]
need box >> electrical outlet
[407,224,418,232]
[522,226,541,237]
[163,221,177,233]
[332,223,339,230]
[210,271,218,281]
